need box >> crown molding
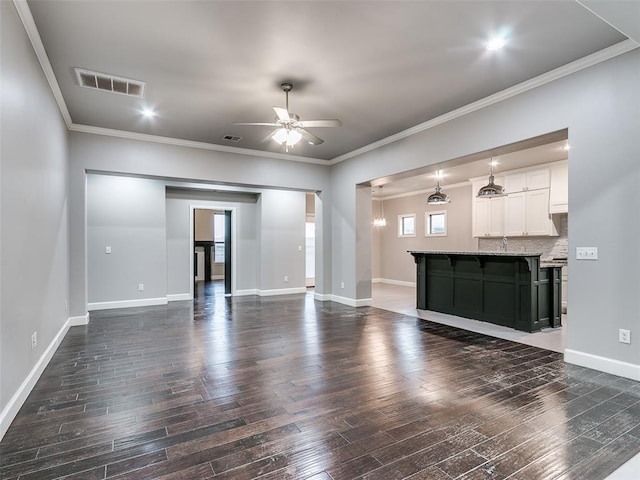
[329,39,639,165]
[13,0,72,128]
[68,124,329,165]
[15,0,637,169]
[14,0,328,166]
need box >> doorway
[192,208,232,297]
[305,192,316,288]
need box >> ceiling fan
[232,82,342,151]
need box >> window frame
[397,213,416,238]
[425,210,447,237]
[213,213,226,264]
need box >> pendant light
[426,172,450,205]
[477,159,505,197]
[373,185,387,227]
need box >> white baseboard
[330,295,373,307]
[69,312,90,326]
[314,293,332,301]
[234,289,258,296]
[88,297,168,311]
[376,278,416,287]
[0,318,70,441]
[258,287,307,297]
[564,349,640,381]
[167,293,192,302]
[211,275,224,280]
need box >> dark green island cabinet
[409,251,562,332]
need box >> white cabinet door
[504,192,526,236]
[504,168,550,193]
[550,162,568,213]
[473,197,504,237]
[488,197,505,237]
[526,189,552,235]
[526,169,550,191]
[504,172,526,193]
[474,197,490,237]
[505,189,556,236]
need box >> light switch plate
[576,247,598,260]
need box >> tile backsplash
[478,214,568,261]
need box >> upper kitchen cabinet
[474,196,505,237]
[472,178,505,237]
[504,168,550,193]
[549,161,568,214]
[502,165,558,237]
[504,188,558,236]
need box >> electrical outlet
[64,300,69,313]
[619,329,631,344]
[138,283,144,291]
[105,246,112,254]
[31,332,37,349]
[576,247,598,260]
[284,275,288,282]
[341,282,345,289]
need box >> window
[213,213,225,263]
[398,213,416,237]
[426,211,447,236]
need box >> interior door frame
[189,205,237,299]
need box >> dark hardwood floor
[1,281,639,479]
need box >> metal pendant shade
[477,160,505,197]
[426,180,450,205]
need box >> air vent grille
[222,135,242,143]
[75,68,145,98]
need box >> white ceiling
[25,0,634,164]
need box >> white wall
[257,190,306,294]
[333,48,640,378]
[87,175,167,307]
[0,1,70,435]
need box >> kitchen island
[409,251,562,332]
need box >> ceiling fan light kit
[232,82,341,152]
[272,127,301,146]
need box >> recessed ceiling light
[141,108,155,118]
[486,36,507,51]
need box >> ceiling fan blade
[298,128,324,145]
[297,119,342,128]
[231,122,279,126]
[273,107,290,122]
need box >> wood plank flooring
[1,282,639,479]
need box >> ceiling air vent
[222,135,242,143]
[74,68,145,98]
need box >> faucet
[502,237,508,252]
